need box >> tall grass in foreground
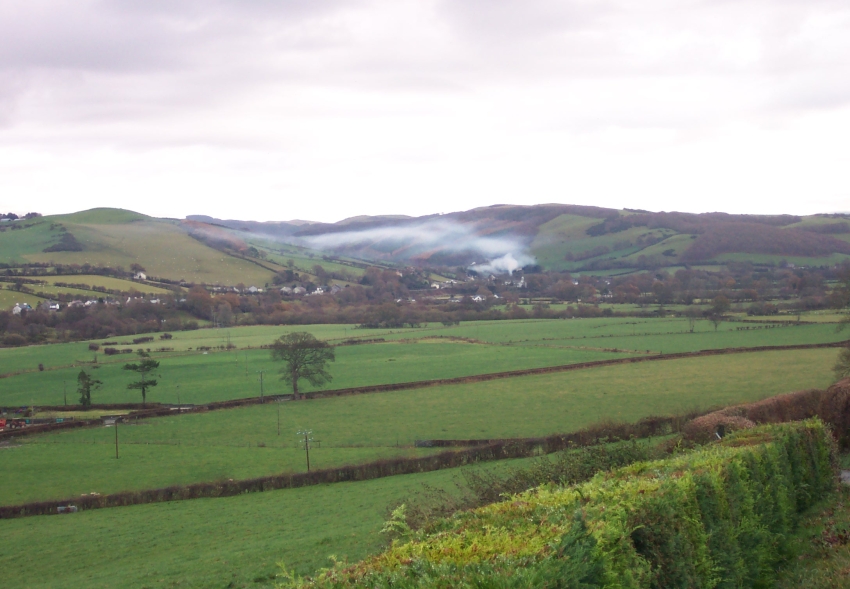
[287,420,837,588]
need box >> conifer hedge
[292,420,837,589]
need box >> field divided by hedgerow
[0,211,281,285]
[303,420,836,588]
[0,341,632,406]
[0,347,838,505]
[0,318,844,406]
[2,317,843,374]
[0,457,537,589]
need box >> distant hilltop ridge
[186,204,850,272]
[1,205,849,283]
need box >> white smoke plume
[302,219,535,273]
[471,253,531,275]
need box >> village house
[133,272,147,280]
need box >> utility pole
[245,353,248,378]
[63,381,67,406]
[257,370,265,402]
[297,429,313,472]
[277,399,280,436]
[115,420,119,459]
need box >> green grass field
[1,347,838,506]
[0,457,538,589]
[47,275,177,295]
[0,312,846,588]
[1,317,844,406]
[0,289,43,310]
[0,341,630,406]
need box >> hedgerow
[287,420,837,589]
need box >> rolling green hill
[3,205,849,286]
[0,209,281,285]
[196,205,850,273]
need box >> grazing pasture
[0,210,282,285]
[46,274,177,294]
[0,341,631,406]
[0,290,42,310]
[0,318,844,406]
[0,458,535,589]
[0,347,837,505]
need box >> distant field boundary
[201,338,850,406]
[0,413,701,519]
[2,339,847,441]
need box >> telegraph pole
[63,381,67,406]
[257,370,265,402]
[297,430,313,472]
[115,420,119,459]
[277,399,280,436]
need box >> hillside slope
[0,209,279,285]
[5,205,849,280]
[200,204,850,272]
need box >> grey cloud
[1,0,849,220]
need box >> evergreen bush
[289,420,837,589]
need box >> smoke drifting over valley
[303,219,535,273]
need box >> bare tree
[684,307,701,333]
[271,332,335,398]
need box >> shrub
[88,343,100,351]
[294,421,836,589]
[1,334,26,347]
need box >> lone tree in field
[77,369,102,408]
[123,350,159,405]
[706,294,731,331]
[271,332,335,398]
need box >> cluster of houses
[429,279,462,289]
[280,284,342,296]
[208,284,345,297]
[9,296,155,314]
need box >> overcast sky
[1,0,848,222]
